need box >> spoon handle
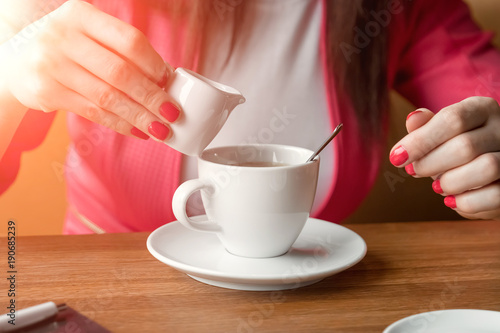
[306,123,343,162]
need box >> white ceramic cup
[172,144,320,258]
[165,68,245,156]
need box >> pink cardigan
[2,0,500,233]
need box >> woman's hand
[0,0,180,141]
[389,96,500,220]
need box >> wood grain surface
[4,220,500,332]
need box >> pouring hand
[389,96,500,220]
[0,0,180,142]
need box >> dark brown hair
[325,1,390,140]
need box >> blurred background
[0,0,498,235]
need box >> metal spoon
[306,123,343,162]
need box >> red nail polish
[148,121,170,141]
[444,195,456,209]
[160,102,180,122]
[405,163,415,176]
[390,146,409,166]
[406,110,423,120]
[432,179,443,194]
[130,127,150,140]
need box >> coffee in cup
[172,144,319,258]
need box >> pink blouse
[2,0,500,233]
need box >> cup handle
[172,179,222,233]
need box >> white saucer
[147,217,366,291]
[384,309,500,333]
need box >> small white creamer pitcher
[164,68,245,156]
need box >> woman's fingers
[54,0,172,85]
[45,78,151,140]
[447,181,500,215]
[61,33,179,124]
[432,152,500,196]
[412,124,500,177]
[51,55,172,141]
[42,79,133,136]
[52,4,180,127]
[404,109,435,177]
[405,108,434,133]
[454,208,500,221]
[390,97,496,167]
[392,97,500,220]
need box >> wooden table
[5,220,500,332]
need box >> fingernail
[432,179,443,194]
[157,71,168,88]
[160,102,180,123]
[444,195,456,209]
[131,127,150,140]
[405,163,415,176]
[148,121,170,141]
[390,146,409,166]
[406,110,423,120]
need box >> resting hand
[0,0,180,141]
[389,96,500,220]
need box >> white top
[181,0,334,215]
